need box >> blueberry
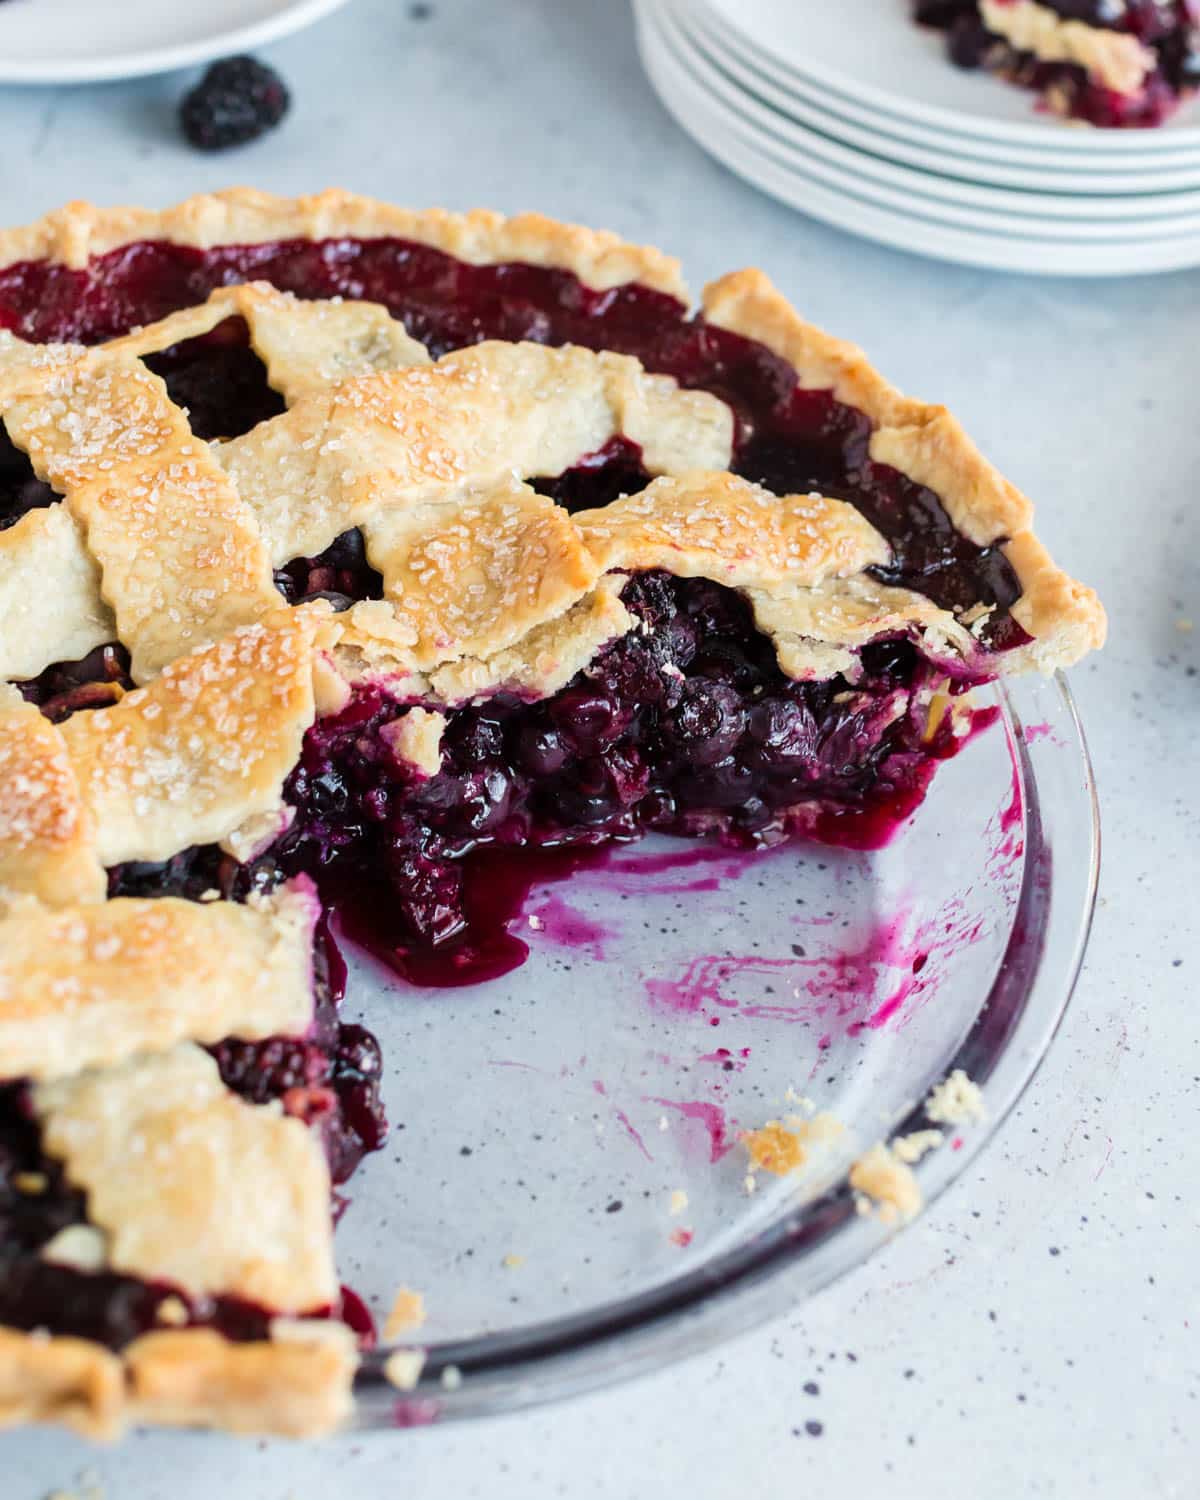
[550,688,626,753]
[516,723,570,776]
[667,681,746,766]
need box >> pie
[0,189,1105,1439]
[914,0,1200,126]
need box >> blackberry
[180,56,290,151]
[211,1037,330,1103]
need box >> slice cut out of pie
[0,190,1105,1438]
[913,0,1200,127]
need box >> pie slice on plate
[913,0,1200,127]
[0,190,1104,1437]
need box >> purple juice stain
[643,896,991,1042]
[613,1108,654,1162]
[330,844,611,990]
[527,893,614,961]
[645,1097,735,1162]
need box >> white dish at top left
[0,0,349,84]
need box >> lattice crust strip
[215,337,736,563]
[0,881,317,1082]
[34,1044,337,1310]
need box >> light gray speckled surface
[1,2,1195,1495]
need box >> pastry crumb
[382,1287,426,1341]
[440,1364,463,1391]
[743,1122,808,1176]
[925,1069,986,1126]
[922,690,951,743]
[742,1112,845,1176]
[1176,617,1194,633]
[742,1173,758,1195]
[891,1128,944,1165]
[502,1253,525,1269]
[668,1189,689,1216]
[155,1295,189,1328]
[382,1348,426,1391]
[849,1143,922,1224]
[13,1170,47,1194]
[669,1226,694,1248]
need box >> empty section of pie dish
[347,670,1099,1424]
[0,191,1102,1436]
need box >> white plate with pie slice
[691,0,1200,178]
[680,0,1200,193]
[702,0,1200,154]
[0,0,350,84]
[651,0,1200,226]
[636,3,1200,274]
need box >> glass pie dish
[0,192,1103,1439]
[345,667,1098,1426]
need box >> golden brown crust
[34,1045,337,1310]
[701,268,1107,671]
[422,575,635,705]
[368,480,602,671]
[59,605,338,866]
[0,504,114,683]
[216,337,733,566]
[0,335,281,683]
[127,1324,357,1437]
[0,1323,356,1440]
[978,0,1154,95]
[0,188,689,298]
[575,471,887,586]
[0,686,105,908]
[849,1142,923,1224]
[0,882,316,1080]
[0,1328,126,1439]
[106,280,433,406]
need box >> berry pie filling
[0,229,1069,1365]
[270,567,967,983]
[0,909,382,1348]
[913,0,1200,127]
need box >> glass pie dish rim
[350,669,1100,1428]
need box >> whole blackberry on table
[180,56,290,151]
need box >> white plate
[706,0,1200,153]
[635,7,1200,275]
[652,0,1200,227]
[682,0,1200,191]
[643,3,1200,238]
[0,0,350,84]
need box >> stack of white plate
[634,0,1200,275]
